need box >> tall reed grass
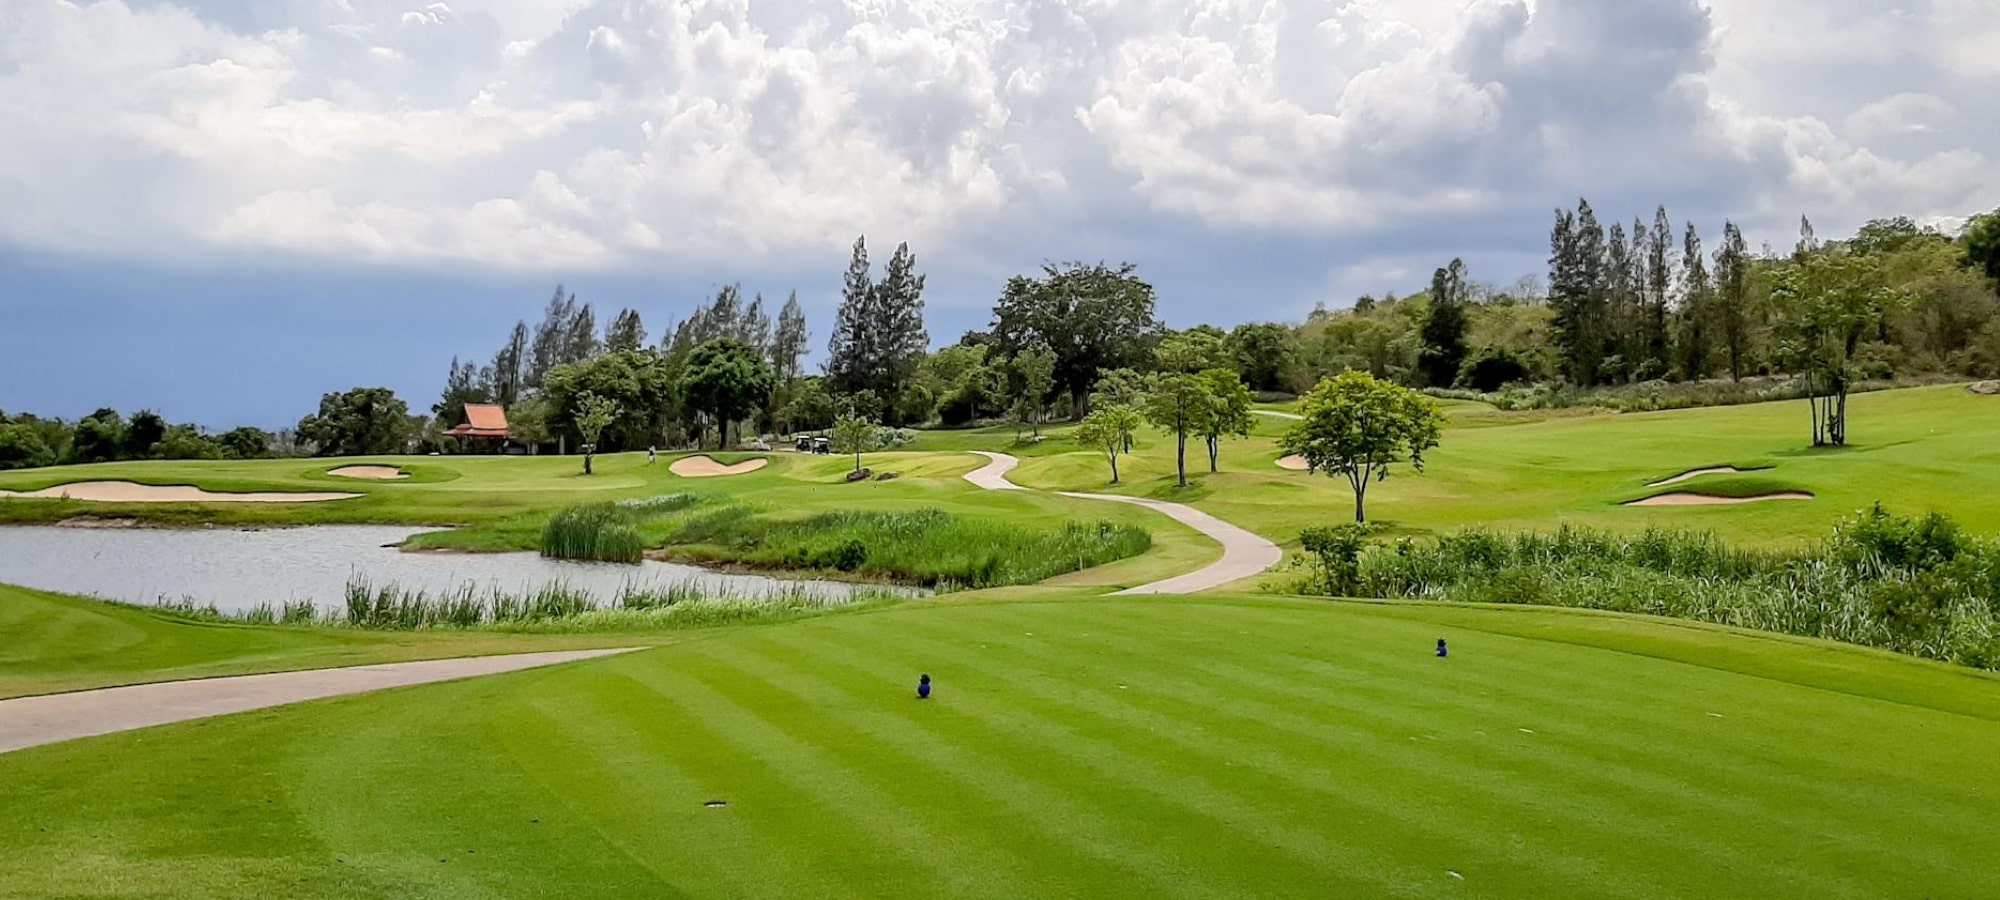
[541,504,647,563]
[666,506,1151,588]
[1296,506,2000,669]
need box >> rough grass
[5,595,2000,897]
[1296,507,2000,669]
[664,507,1152,588]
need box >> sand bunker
[0,481,360,503]
[1276,455,1311,471]
[1647,466,1766,487]
[328,465,408,480]
[670,456,770,478]
[1625,491,1813,507]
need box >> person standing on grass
[917,674,932,699]
[647,445,657,464]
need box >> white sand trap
[328,465,408,480]
[670,456,770,478]
[0,481,360,503]
[1625,491,1813,507]
[1276,455,1311,471]
[1647,466,1764,487]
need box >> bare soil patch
[1275,455,1311,471]
[1646,465,1767,487]
[670,456,770,478]
[0,482,360,503]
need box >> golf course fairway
[4,593,1996,898]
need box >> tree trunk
[1175,431,1188,487]
[1109,453,1120,484]
[584,451,593,476]
[854,452,863,473]
[1207,435,1219,473]
[1350,468,1368,523]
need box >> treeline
[0,407,278,470]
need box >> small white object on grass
[1707,712,1725,718]
[1518,728,1535,734]
[1447,870,1464,880]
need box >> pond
[0,525,917,614]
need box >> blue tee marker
[917,674,932,699]
[1436,638,1449,658]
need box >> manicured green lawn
[1009,383,2000,547]
[4,593,1997,897]
[0,584,653,700]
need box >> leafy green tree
[1074,404,1141,483]
[1197,368,1254,472]
[69,409,125,463]
[780,378,838,433]
[1142,371,1212,488]
[1770,252,1908,446]
[1010,344,1056,437]
[1965,209,2000,287]
[125,409,167,458]
[507,396,552,454]
[1281,372,1445,523]
[1549,200,1610,385]
[825,237,928,420]
[0,424,56,470]
[680,338,775,449]
[542,349,677,451]
[1418,259,1471,387]
[990,262,1163,410]
[830,413,881,473]
[297,388,410,457]
[1089,368,1149,450]
[154,424,221,460]
[572,392,622,475]
[218,426,270,460]
[1225,323,1297,393]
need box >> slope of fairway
[0,584,645,700]
[5,595,1997,898]
[1009,383,2000,546]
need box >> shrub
[1299,523,1376,595]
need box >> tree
[125,409,167,458]
[830,414,881,473]
[1678,221,1713,380]
[1714,221,1752,380]
[1549,201,1609,385]
[490,320,530,407]
[508,396,552,454]
[1010,344,1056,438]
[564,301,600,364]
[1280,372,1445,523]
[1643,206,1674,377]
[154,424,221,460]
[680,338,775,450]
[605,308,647,353]
[1074,404,1141,484]
[1142,370,1212,488]
[1226,323,1297,393]
[69,409,125,463]
[0,423,56,470]
[1419,259,1471,387]
[218,426,269,460]
[527,286,576,389]
[1088,368,1149,451]
[825,237,928,418]
[541,350,677,452]
[572,392,621,475]
[1965,209,2000,288]
[1157,328,1227,374]
[1770,252,1907,446]
[781,378,838,433]
[297,387,410,457]
[433,356,491,428]
[1197,368,1254,473]
[990,262,1163,411]
[768,292,810,424]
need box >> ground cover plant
[5,594,2000,897]
[1296,506,2000,668]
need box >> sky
[1,0,1997,429]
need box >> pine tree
[1575,200,1609,384]
[1605,220,1635,381]
[826,236,875,396]
[1418,259,1470,387]
[1549,207,1593,384]
[740,293,772,356]
[873,241,930,408]
[490,320,529,407]
[1714,221,1750,381]
[771,292,809,385]
[604,309,647,353]
[527,286,575,389]
[1678,222,1712,380]
[563,301,598,365]
[1644,206,1674,378]
[1795,214,1819,258]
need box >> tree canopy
[297,387,409,457]
[990,262,1162,410]
[1280,372,1445,523]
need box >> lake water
[0,525,913,614]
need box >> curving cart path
[964,452,1283,596]
[0,648,637,755]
